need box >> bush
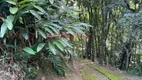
[0,0,89,79]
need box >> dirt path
[75,60,142,80]
[108,68,142,80]
[85,65,109,80]
[1,60,142,80]
[70,61,82,80]
[66,60,142,80]
[92,61,142,80]
[74,60,108,80]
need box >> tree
[76,0,142,75]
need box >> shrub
[0,0,90,79]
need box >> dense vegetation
[0,0,89,79]
[76,0,142,75]
[0,0,142,79]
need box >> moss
[80,67,98,80]
[88,64,125,80]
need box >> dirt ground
[46,60,142,80]
[0,60,142,80]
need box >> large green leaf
[30,10,41,20]
[49,0,54,4]
[37,28,47,39]
[21,29,28,40]
[44,27,55,36]
[23,47,36,55]
[61,39,72,48]
[0,23,7,38]
[58,40,66,47]
[54,41,64,51]
[18,3,31,11]
[10,7,18,14]
[18,0,34,5]
[37,43,45,52]
[6,15,14,30]
[33,4,45,13]
[58,39,72,48]
[48,41,56,55]
[49,26,59,34]
[50,23,62,29]
[6,0,16,5]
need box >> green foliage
[88,64,125,80]
[10,7,18,14]
[0,23,7,37]
[49,0,54,4]
[76,0,142,75]
[48,54,66,77]
[26,67,38,79]
[54,41,64,51]
[49,41,56,55]
[23,47,36,55]
[36,43,45,52]
[0,0,89,79]
[119,10,142,27]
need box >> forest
[0,0,142,80]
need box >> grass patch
[88,64,125,80]
[80,66,98,80]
